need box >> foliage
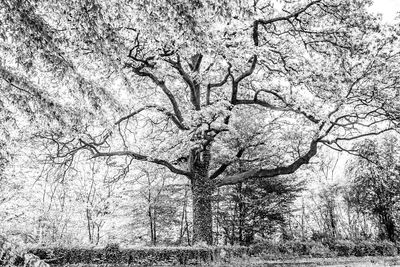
[311,183,343,240]
[330,240,356,256]
[215,175,304,245]
[28,246,217,265]
[1,0,400,245]
[248,239,398,259]
[346,134,400,242]
[248,240,334,259]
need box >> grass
[209,256,400,266]
[54,256,400,266]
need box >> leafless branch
[115,104,188,130]
[252,0,322,46]
[91,151,193,178]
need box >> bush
[217,246,248,259]
[353,241,379,256]
[329,240,397,257]
[248,240,333,259]
[28,246,217,265]
[330,240,355,257]
[276,241,328,257]
[249,239,398,258]
[277,241,306,256]
[369,240,397,256]
[104,243,120,251]
[26,240,399,264]
[308,242,335,258]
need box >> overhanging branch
[115,104,188,130]
[216,139,319,186]
[92,151,193,178]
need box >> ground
[203,256,400,266]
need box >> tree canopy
[1,0,400,244]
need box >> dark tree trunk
[148,206,155,245]
[190,148,214,245]
[179,184,190,245]
[86,208,92,243]
[380,211,396,242]
[191,175,213,244]
[237,183,246,246]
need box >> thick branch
[231,55,258,104]
[209,148,245,180]
[235,55,258,85]
[125,64,185,123]
[217,139,318,186]
[206,63,232,105]
[164,54,202,110]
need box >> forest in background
[1,135,400,247]
[0,0,399,250]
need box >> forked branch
[216,138,319,186]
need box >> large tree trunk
[191,177,213,244]
[190,148,214,245]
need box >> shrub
[330,240,355,257]
[277,241,306,256]
[373,240,397,256]
[26,239,399,264]
[248,240,333,259]
[104,243,120,251]
[217,246,248,260]
[28,246,217,265]
[353,241,378,256]
[308,242,335,258]
[277,241,324,256]
[249,241,275,256]
[104,243,121,263]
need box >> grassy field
[200,256,400,266]
[59,257,400,266]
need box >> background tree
[308,184,342,241]
[215,175,303,245]
[1,0,400,245]
[346,134,400,242]
[135,167,190,245]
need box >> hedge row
[27,240,400,265]
[28,245,218,265]
[247,240,399,259]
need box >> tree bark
[191,175,213,245]
[86,208,92,243]
[190,148,214,245]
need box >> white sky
[371,0,400,22]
